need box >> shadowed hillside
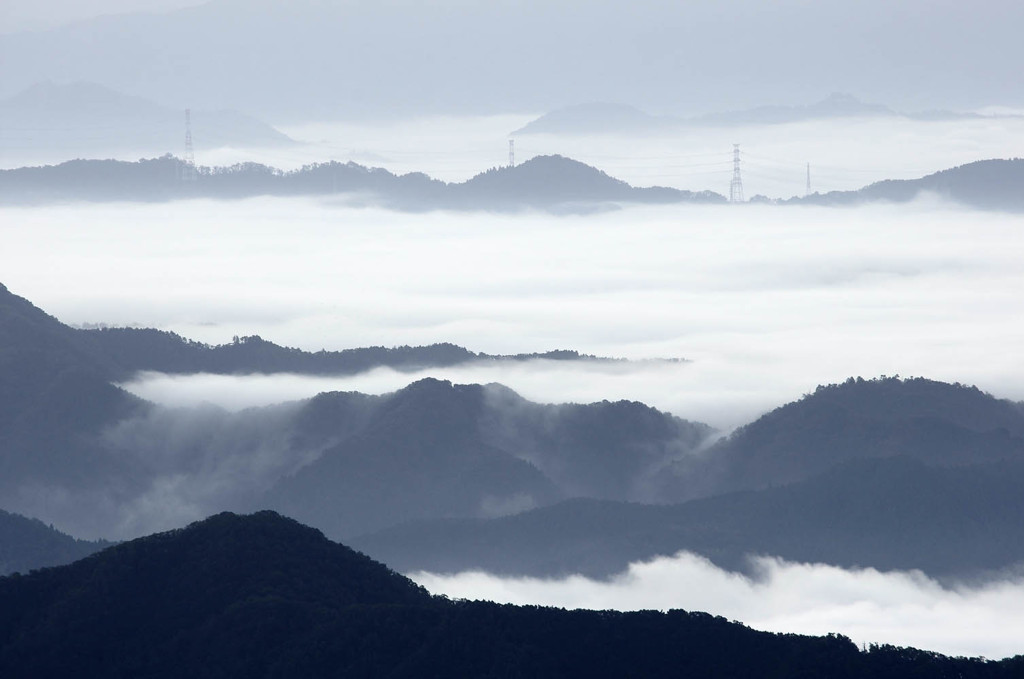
[0,509,109,576]
[1,511,1018,678]
[355,455,1024,580]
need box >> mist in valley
[2,0,1024,668]
[412,552,1024,660]
[4,192,1022,430]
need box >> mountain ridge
[2,510,1020,676]
[0,153,725,211]
[4,154,1021,211]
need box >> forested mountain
[4,282,1024,586]
[78,327,633,378]
[1,511,1019,678]
[0,282,632,381]
[353,376,1024,579]
[0,509,109,576]
[0,154,725,210]
[0,282,148,494]
[264,378,710,538]
[667,376,1024,500]
[355,455,1024,580]
[0,283,710,543]
[793,158,1024,211]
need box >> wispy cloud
[412,552,1024,660]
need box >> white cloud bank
[5,195,1016,428]
[411,552,1024,661]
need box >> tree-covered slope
[0,509,109,576]
[668,376,1024,499]
[1,511,1018,678]
[265,378,710,538]
[354,455,1024,579]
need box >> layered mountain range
[2,281,1024,586]
[0,282,708,544]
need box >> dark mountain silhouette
[77,327,641,378]
[793,158,1024,211]
[350,377,1024,580]
[1,511,1019,678]
[0,81,294,160]
[0,154,726,210]
[0,283,706,542]
[0,509,109,576]
[354,455,1024,580]
[0,282,147,492]
[0,282,641,382]
[667,376,1024,500]
[264,378,710,538]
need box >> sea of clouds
[4,194,1023,428]
[3,114,1024,659]
[412,552,1024,660]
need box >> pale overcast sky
[1,0,206,32]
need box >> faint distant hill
[691,92,896,125]
[513,94,1002,135]
[0,509,109,576]
[0,81,295,158]
[356,454,1024,581]
[0,153,726,210]
[792,158,1024,211]
[512,102,675,135]
[7,511,1010,678]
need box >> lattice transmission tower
[181,108,197,182]
[729,144,743,203]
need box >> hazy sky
[0,0,204,32]
[3,0,1022,115]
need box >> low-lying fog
[268,113,1024,197]
[6,112,1024,199]
[412,553,1024,660]
[3,113,1024,661]
[4,197,1023,429]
